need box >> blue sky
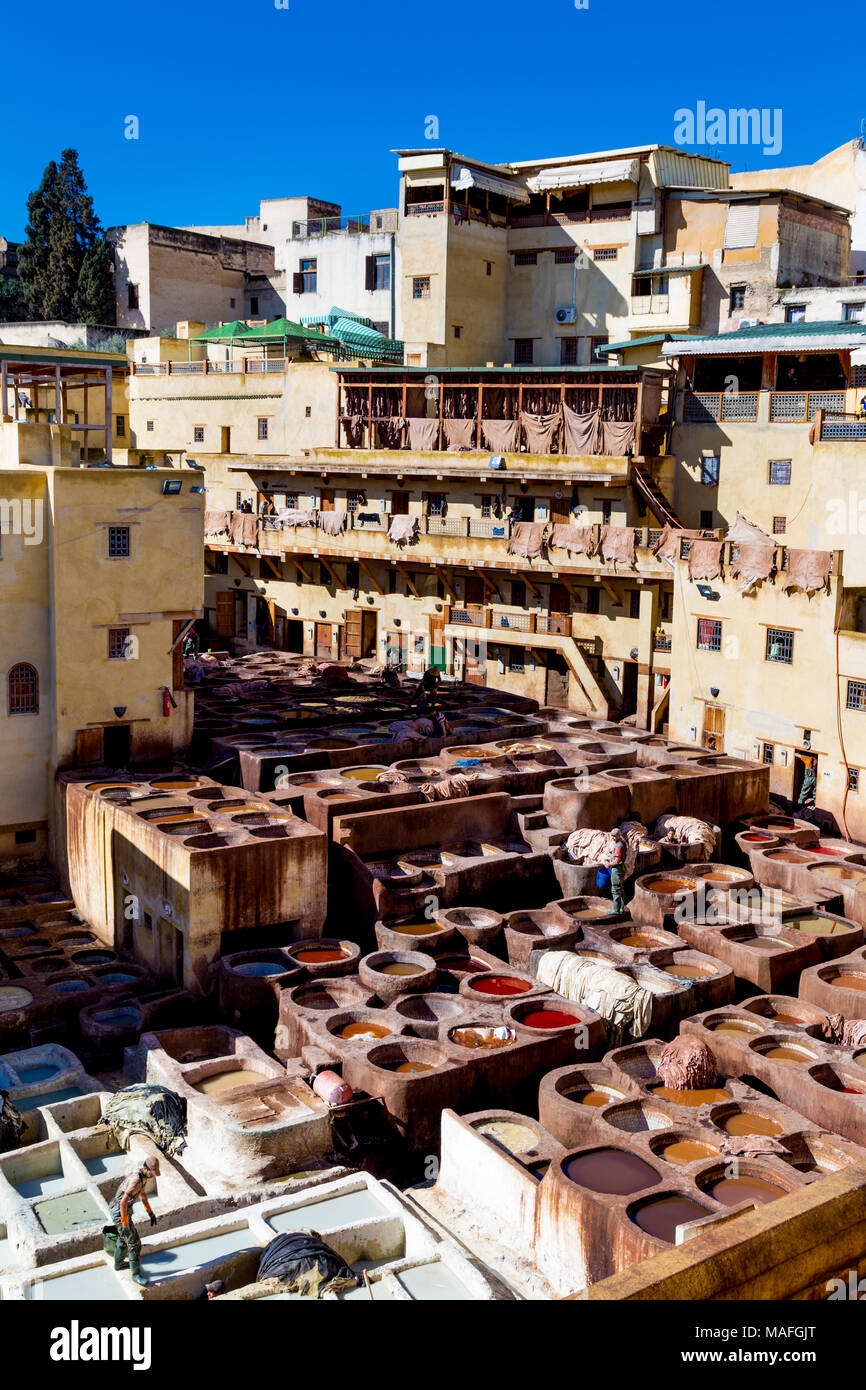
[0,0,860,240]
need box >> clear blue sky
[1,0,860,240]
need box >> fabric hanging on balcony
[481,418,520,452]
[507,521,546,559]
[279,509,315,527]
[652,526,713,563]
[407,418,440,450]
[520,410,561,453]
[443,387,476,418]
[344,387,367,415]
[724,511,772,546]
[229,513,258,547]
[782,549,832,595]
[562,404,601,455]
[729,542,775,583]
[376,417,406,449]
[598,525,636,569]
[600,418,636,455]
[204,510,229,536]
[687,538,724,581]
[483,388,517,420]
[340,415,365,448]
[388,515,419,545]
[318,511,347,536]
[551,523,595,556]
[443,418,476,451]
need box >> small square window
[508,647,526,673]
[730,285,746,311]
[555,248,576,264]
[699,509,713,530]
[413,276,431,299]
[513,252,537,266]
[453,325,461,339]
[193,426,205,444]
[846,680,866,711]
[513,339,534,365]
[146,420,154,432]
[593,247,617,261]
[773,515,786,534]
[785,304,806,323]
[560,338,578,366]
[108,627,131,660]
[115,415,126,437]
[107,526,130,558]
[848,767,860,791]
[697,618,722,652]
[305,405,312,417]
[762,742,775,764]
[769,459,791,485]
[257,418,269,441]
[766,628,794,663]
[843,302,864,323]
[700,456,720,486]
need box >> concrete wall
[283,231,395,334]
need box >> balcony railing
[291,216,369,238]
[819,413,866,441]
[769,390,846,422]
[683,391,760,423]
[131,357,289,377]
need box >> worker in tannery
[109,1156,160,1285]
[605,827,627,915]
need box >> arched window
[8,663,38,715]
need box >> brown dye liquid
[648,877,692,894]
[771,1012,806,1025]
[792,916,850,936]
[830,974,866,992]
[393,1061,435,1074]
[340,767,383,781]
[622,933,665,948]
[707,1175,785,1207]
[450,1026,515,1050]
[766,850,809,863]
[381,963,424,976]
[631,1195,709,1242]
[156,812,208,824]
[195,1068,272,1095]
[763,1045,815,1062]
[650,1085,731,1107]
[721,1111,783,1138]
[340,1022,391,1041]
[294,947,349,964]
[390,920,443,936]
[564,1148,658,1195]
[740,936,793,952]
[576,1088,623,1108]
[663,964,712,980]
[661,1139,718,1166]
[696,870,745,884]
[709,1019,764,1036]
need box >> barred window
[108,627,131,660]
[762,743,775,764]
[427,493,446,517]
[846,680,866,711]
[769,459,791,485]
[193,426,205,443]
[766,628,794,663]
[107,526,130,558]
[509,647,526,673]
[8,662,38,715]
[347,491,364,514]
[697,618,722,652]
[593,247,617,261]
[773,515,786,534]
[848,768,860,792]
[554,248,576,264]
[257,418,269,441]
[412,276,430,299]
[513,252,537,266]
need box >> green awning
[235,317,340,346]
[193,321,251,340]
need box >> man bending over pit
[110,1156,160,1285]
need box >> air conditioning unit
[555,307,577,324]
[738,317,760,328]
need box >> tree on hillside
[16,150,116,325]
[0,273,26,322]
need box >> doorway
[285,618,304,652]
[320,488,335,512]
[464,575,485,606]
[551,494,570,524]
[391,490,409,515]
[429,614,445,671]
[545,654,570,708]
[793,750,817,807]
[315,622,335,659]
[220,426,231,453]
[104,724,131,767]
[621,661,638,718]
[702,702,725,752]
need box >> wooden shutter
[292,271,304,294]
[215,591,235,638]
[76,727,104,764]
[172,619,186,690]
[344,609,363,659]
[365,255,376,291]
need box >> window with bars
[513,252,537,266]
[412,277,432,300]
[427,493,446,517]
[769,459,791,485]
[481,497,492,518]
[697,618,722,652]
[766,627,794,663]
[785,305,806,323]
[193,426,204,443]
[107,526,130,558]
[116,416,126,437]
[843,302,865,323]
[146,420,154,432]
[513,339,534,364]
[847,680,866,711]
[108,627,131,660]
[773,515,787,534]
[508,647,526,673]
[848,768,860,791]
[560,338,578,365]
[593,247,617,261]
[730,284,746,312]
[347,491,364,514]
[8,662,38,715]
[700,456,720,486]
[853,365,866,388]
[555,248,576,263]
[762,743,775,764]
[257,418,269,441]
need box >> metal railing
[819,413,866,440]
[769,390,846,422]
[683,391,760,422]
[536,612,570,635]
[291,216,369,238]
[405,201,446,216]
[130,357,291,377]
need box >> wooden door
[215,591,234,638]
[320,488,335,512]
[316,622,335,659]
[551,494,570,524]
[391,490,409,515]
[464,575,485,606]
[550,584,570,613]
[429,614,445,671]
[344,608,364,659]
[76,727,104,764]
[220,426,231,453]
[385,630,408,667]
[457,638,486,686]
[545,654,570,708]
[702,702,725,752]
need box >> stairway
[631,463,683,529]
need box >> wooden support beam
[318,556,342,587]
[359,558,384,594]
[479,570,503,602]
[233,554,254,579]
[600,577,622,606]
[397,564,419,597]
[261,555,283,581]
[519,570,541,598]
[438,569,457,603]
[293,557,314,584]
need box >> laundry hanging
[481,418,520,453]
[506,521,546,558]
[600,418,636,455]
[782,549,832,595]
[443,418,476,451]
[550,524,595,556]
[406,418,440,450]
[520,410,561,453]
[562,404,601,455]
[686,538,724,581]
[598,525,636,569]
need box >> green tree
[0,274,26,322]
[16,150,116,326]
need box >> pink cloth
[562,404,601,455]
[551,524,595,555]
[521,411,560,453]
[600,418,636,455]
[443,418,476,451]
[318,511,347,536]
[407,418,440,450]
[598,525,636,569]
[507,522,546,558]
[481,418,520,453]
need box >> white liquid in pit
[397,1262,475,1300]
[35,1190,105,1235]
[266,1189,388,1233]
[38,1264,128,1301]
[84,1148,133,1178]
[140,1227,255,1277]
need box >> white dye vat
[83,1147,132,1179]
[17,1086,84,1111]
[397,1262,475,1300]
[37,1263,128,1301]
[266,1188,389,1233]
[140,1227,255,1277]
[339,1278,397,1301]
[34,1190,105,1235]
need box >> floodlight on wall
[629,647,639,660]
[291,607,299,615]
[113,706,127,718]
[161,479,182,495]
[696,584,719,600]
[710,686,720,698]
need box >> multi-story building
[0,349,203,864]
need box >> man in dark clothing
[110,1157,160,1285]
[798,758,818,808]
[605,828,627,915]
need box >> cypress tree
[17,159,59,318]
[16,150,116,325]
[75,240,116,324]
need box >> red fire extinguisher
[162,689,171,717]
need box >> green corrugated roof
[598,333,695,355]
[708,319,866,343]
[236,317,340,346]
[332,363,664,375]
